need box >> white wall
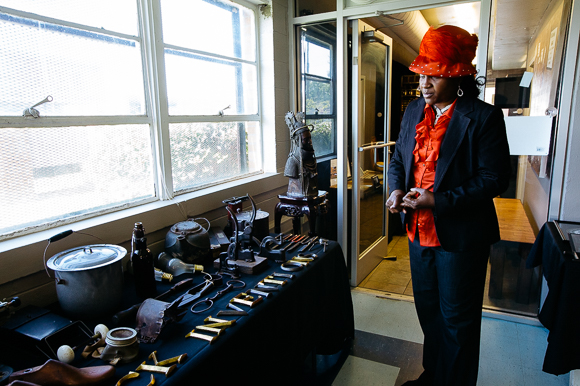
[559,40,580,222]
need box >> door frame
[288,0,493,264]
[350,19,393,286]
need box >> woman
[386,25,511,385]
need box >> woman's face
[419,75,460,109]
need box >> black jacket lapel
[433,97,474,192]
[404,99,425,189]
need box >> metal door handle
[358,141,395,152]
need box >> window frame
[0,0,263,240]
[297,23,337,158]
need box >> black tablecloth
[76,241,353,385]
[526,222,580,375]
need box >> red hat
[409,25,478,77]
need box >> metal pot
[47,244,126,320]
[165,218,211,264]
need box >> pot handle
[192,217,211,232]
[55,271,66,285]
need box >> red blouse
[407,101,456,246]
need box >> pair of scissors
[190,279,246,314]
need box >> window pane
[161,0,256,62]
[0,0,138,35]
[305,78,332,115]
[308,119,334,157]
[0,15,145,116]
[170,121,262,192]
[0,125,155,235]
[165,50,257,115]
[303,40,331,78]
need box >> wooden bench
[489,198,537,304]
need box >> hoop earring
[457,85,464,97]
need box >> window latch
[23,95,53,118]
[219,105,231,116]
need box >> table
[488,198,537,303]
[526,221,580,375]
[4,241,353,385]
[274,191,329,236]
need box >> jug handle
[192,217,210,232]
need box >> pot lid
[170,219,203,235]
[47,244,126,271]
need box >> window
[0,0,262,239]
[298,23,336,158]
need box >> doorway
[293,0,569,319]
[347,1,563,318]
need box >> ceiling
[364,0,554,72]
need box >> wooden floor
[494,197,535,244]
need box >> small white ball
[57,345,75,363]
[94,324,109,339]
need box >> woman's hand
[386,190,406,213]
[402,188,435,210]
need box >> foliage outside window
[0,0,262,239]
[298,23,336,158]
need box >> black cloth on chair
[526,222,580,375]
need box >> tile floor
[360,235,541,315]
[331,289,570,386]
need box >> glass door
[350,20,394,286]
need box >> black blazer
[388,96,511,252]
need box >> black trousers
[408,236,489,386]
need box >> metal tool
[255,282,279,291]
[280,260,303,272]
[227,302,245,312]
[271,272,295,279]
[185,330,219,344]
[280,235,301,251]
[202,320,236,329]
[157,353,188,366]
[195,325,225,335]
[263,276,287,286]
[116,371,140,386]
[148,351,159,365]
[135,362,176,377]
[292,256,314,262]
[298,236,319,253]
[286,235,308,252]
[204,316,234,324]
[147,374,156,386]
[172,280,215,309]
[217,310,248,317]
[319,238,329,252]
[231,293,263,308]
[0,296,20,316]
[190,279,245,314]
[247,288,271,298]
[270,233,292,250]
[286,259,309,266]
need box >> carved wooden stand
[274,190,329,236]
